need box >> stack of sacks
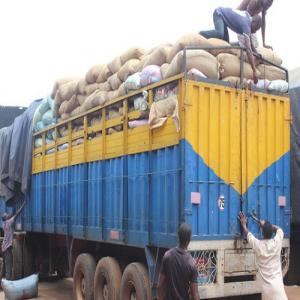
[33,96,56,147]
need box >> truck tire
[94,257,122,300]
[12,239,23,280]
[23,238,34,277]
[73,253,96,300]
[120,263,151,300]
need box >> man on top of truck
[157,223,200,300]
[200,7,262,83]
[238,212,288,300]
[237,0,274,49]
[2,200,26,280]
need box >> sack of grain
[222,76,248,85]
[107,90,119,101]
[58,80,79,100]
[76,94,87,106]
[65,95,79,114]
[54,90,64,106]
[120,47,145,65]
[218,53,256,79]
[78,78,88,94]
[140,65,162,87]
[160,63,170,79]
[108,56,122,74]
[61,113,71,120]
[86,64,105,84]
[187,68,207,80]
[107,73,122,90]
[42,109,56,126]
[268,80,288,93]
[167,34,210,63]
[118,83,127,97]
[143,45,172,68]
[165,49,218,79]
[98,81,111,92]
[84,90,107,111]
[257,47,283,66]
[70,107,81,117]
[117,59,141,82]
[257,65,286,81]
[51,78,77,99]
[124,72,141,90]
[59,101,68,116]
[96,65,112,83]
[85,83,100,96]
[207,38,238,56]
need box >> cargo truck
[0,48,291,299]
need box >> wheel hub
[80,277,86,297]
[103,283,109,300]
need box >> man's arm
[261,11,272,49]
[157,272,166,300]
[238,212,249,236]
[13,200,26,219]
[237,0,251,10]
[244,35,258,83]
[190,282,200,300]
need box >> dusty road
[0,278,299,299]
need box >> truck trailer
[0,49,291,299]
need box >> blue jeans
[200,9,229,42]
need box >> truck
[0,48,291,299]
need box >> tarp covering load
[0,100,41,201]
[290,87,300,225]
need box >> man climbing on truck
[238,212,288,300]
[237,0,274,49]
[1,200,26,280]
[200,7,262,83]
[157,223,200,300]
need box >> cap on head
[178,223,192,248]
[2,213,9,221]
[262,221,273,239]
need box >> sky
[0,0,298,107]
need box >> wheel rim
[129,282,137,300]
[80,275,86,298]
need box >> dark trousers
[200,10,229,42]
[3,246,13,280]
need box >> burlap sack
[120,47,145,65]
[218,53,256,79]
[51,78,77,99]
[167,34,210,63]
[160,63,170,79]
[84,90,108,111]
[107,73,122,90]
[98,81,111,92]
[96,65,112,83]
[65,95,79,114]
[54,90,64,106]
[165,50,218,79]
[257,65,286,81]
[76,94,87,106]
[207,38,238,56]
[85,83,100,96]
[256,47,283,66]
[78,78,87,95]
[61,113,71,120]
[149,95,180,132]
[223,76,248,85]
[82,96,95,112]
[58,80,79,100]
[108,56,122,74]
[86,64,105,84]
[143,45,172,68]
[107,90,119,101]
[117,59,141,82]
[118,83,127,97]
[59,101,68,116]
[146,43,173,56]
[71,107,81,117]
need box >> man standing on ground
[157,223,200,300]
[238,212,288,300]
[2,200,26,280]
[237,0,274,48]
[200,7,262,83]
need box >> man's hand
[253,69,259,84]
[263,44,273,50]
[259,220,265,228]
[238,212,248,227]
[157,273,166,300]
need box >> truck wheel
[23,238,34,277]
[94,257,122,300]
[73,253,96,300]
[12,239,23,280]
[120,263,151,300]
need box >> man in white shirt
[238,212,288,300]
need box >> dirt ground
[0,278,299,299]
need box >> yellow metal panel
[56,150,69,168]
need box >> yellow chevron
[184,81,290,195]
